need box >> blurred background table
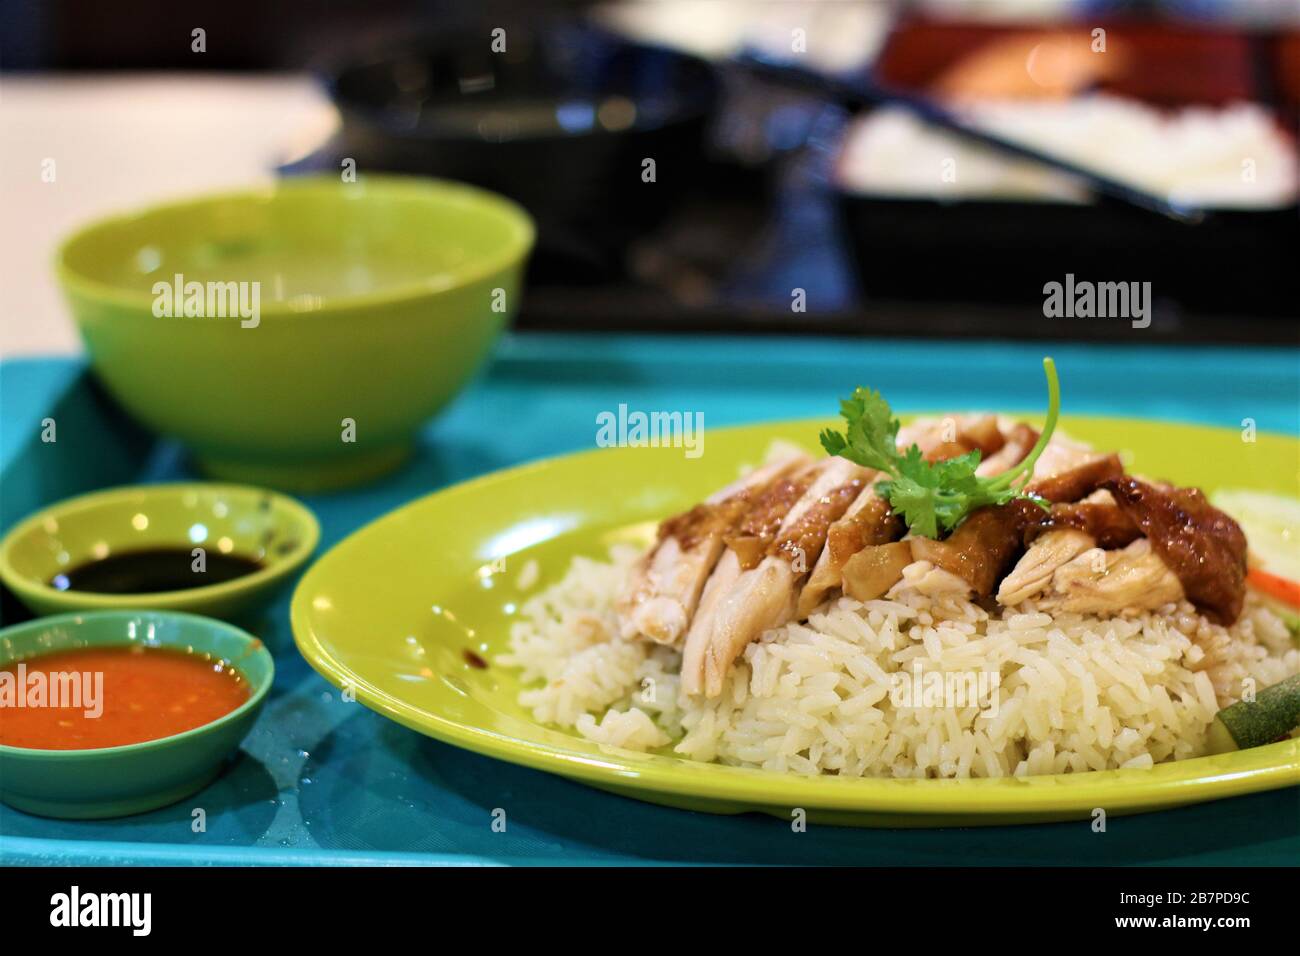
[0,75,335,356]
[4,0,1297,358]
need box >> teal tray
[2,333,1297,865]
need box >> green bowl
[0,610,274,819]
[0,482,319,620]
[56,175,535,492]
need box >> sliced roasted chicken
[998,486,1142,605]
[798,483,903,616]
[677,460,825,690]
[918,413,1007,463]
[679,549,742,693]
[909,501,1041,598]
[1029,433,1103,484]
[840,541,914,602]
[909,453,1125,598]
[1102,477,1248,624]
[615,377,1257,707]
[997,528,1095,605]
[801,416,1028,614]
[1039,537,1185,615]
[616,453,811,645]
[681,457,866,697]
[975,422,1038,475]
[1032,452,1124,502]
[1037,497,1142,550]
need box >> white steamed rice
[499,544,1300,778]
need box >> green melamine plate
[290,417,1300,826]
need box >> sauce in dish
[50,548,263,594]
[0,646,251,750]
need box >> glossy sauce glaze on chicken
[616,415,1249,698]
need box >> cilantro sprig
[819,357,1060,539]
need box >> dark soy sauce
[50,548,264,594]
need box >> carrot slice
[1247,567,1300,609]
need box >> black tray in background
[286,20,1298,342]
[829,14,1300,320]
[834,192,1300,319]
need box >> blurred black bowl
[325,22,720,282]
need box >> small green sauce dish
[0,610,273,819]
[0,482,319,620]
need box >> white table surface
[0,73,337,358]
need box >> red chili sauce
[0,645,250,750]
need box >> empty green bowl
[0,482,319,620]
[0,610,273,819]
[56,175,535,491]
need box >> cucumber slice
[1207,673,1300,753]
[1210,489,1300,582]
[1256,593,1300,641]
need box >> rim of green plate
[290,417,1300,816]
